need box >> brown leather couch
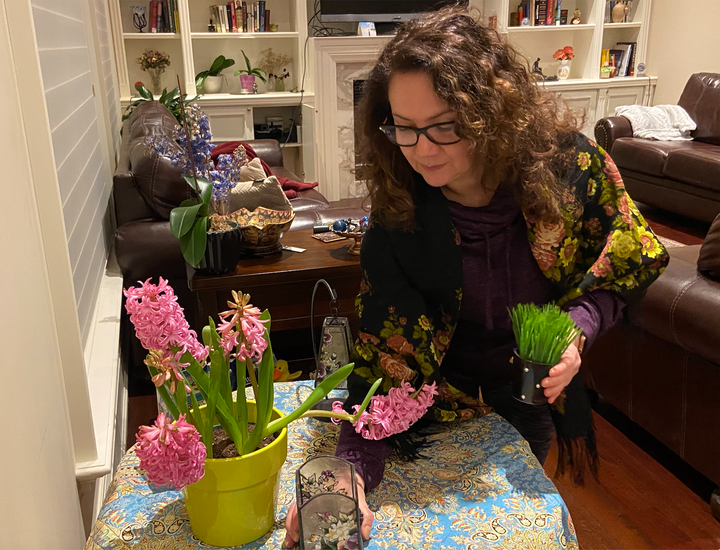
[583,214,720,511]
[594,73,720,223]
[114,101,367,394]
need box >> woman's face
[387,72,476,191]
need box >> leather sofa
[114,101,366,394]
[594,73,720,223]
[583,214,720,511]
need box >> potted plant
[125,281,383,546]
[121,82,200,132]
[509,303,582,404]
[195,54,235,93]
[146,101,248,273]
[234,50,267,93]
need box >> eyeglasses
[379,121,461,147]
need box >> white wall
[647,0,720,106]
[30,0,117,346]
[0,2,86,547]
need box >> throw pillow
[229,175,293,214]
[239,157,267,182]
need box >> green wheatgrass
[509,303,582,365]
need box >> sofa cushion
[664,145,720,192]
[610,138,697,177]
[229,175,292,213]
[678,73,720,146]
[698,213,720,280]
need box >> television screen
[320,0,468,23]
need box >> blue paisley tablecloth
[86,382,578,549]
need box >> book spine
[242,2,247,32]
[149,0,158,32]
[234,1,242,32]
[259,1,265,32]
[537,0,547,25]
[174,1,180,33]
[162,0,171,32]
[546,0,554,25]
[264,8,269,31]
[167,0,174,32]
[226,4,233,32]
[230,2,237,32]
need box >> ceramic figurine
[571,9,581,24]
[612,1,629,23]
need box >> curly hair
[357,5,581,230]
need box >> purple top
[336,187,626,491]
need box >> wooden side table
[188,230,362,370]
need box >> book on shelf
[617,41,637,76]
[258,1,266,32]
[264,9,270,31]
[614,43,632,76]
[608,49,625,76]
[536,0,547,25]
[226,4,233,31]
[546,0,555,25]
[149,0,157,32]
[229,2,237,32]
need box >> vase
[147,67,164,95]
[556,59,571,80]
[275,78,285,92]
[512,350,552,405]
[239,74,255,93]
[194,225,242,276]
[266,75,276,93]
[202,75,225,94]
[183,401,288,546]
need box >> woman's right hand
[283,473,374,548]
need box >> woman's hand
[283,473,373,548]
[541,338,582,404]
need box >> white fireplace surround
[313,37,391,202]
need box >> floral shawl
[345,134,669,481]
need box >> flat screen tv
[320,0,468,23]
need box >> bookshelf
[481,0,655,136]
[109,0,315,180]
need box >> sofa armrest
[244,139,284,167]
[594,116,633,152]
[115,219,186,281]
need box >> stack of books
[210,2,271,33]
[510,0,568,27]
[149,0,180,33]
[601,42,637,77]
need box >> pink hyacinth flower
[217,291,268,361]
[135,413,206,489]
[124,277,208,364]
[343,382,438,440]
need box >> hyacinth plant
[125,277,383,489]
[509,303,582,365]
[145,100,251,266]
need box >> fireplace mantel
[313,36,391,201]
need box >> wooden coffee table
[188,229,362,337]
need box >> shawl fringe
[553,423,600,486]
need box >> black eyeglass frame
[378,121,462,147]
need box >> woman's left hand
[541,339,582,404]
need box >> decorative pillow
[229,175,292,214]
[239,157,267,182]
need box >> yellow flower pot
[183,401,287,547]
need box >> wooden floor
[126,203,720,549]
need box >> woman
[284,6,668,546]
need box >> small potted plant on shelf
[125,281,383,546]
[552,46,575,80]
[234,50,267,93]
[509,303,582,404]
[195,54,235,94]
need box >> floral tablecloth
[86,382,578,549]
